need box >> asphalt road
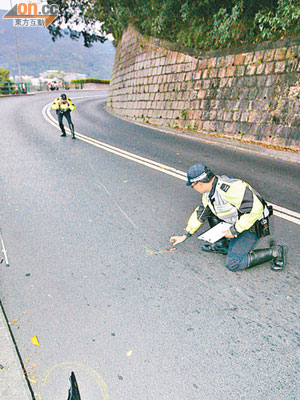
[0,90,299,400]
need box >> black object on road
[67,371,81,400]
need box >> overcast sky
[0,0,17,10]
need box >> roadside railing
[0,81,110,95]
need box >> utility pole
[10,0,23,86]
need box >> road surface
[0,90,299,400]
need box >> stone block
[256,63,265,75]
[264,62,274,75]
[248,110,260,123]
[218,68,227,78]
[185,71,193,81]
[240,88,249,100]
[236,65,246,76]
[193,110,203,120]
[234,54,245,65]
[233,111,241,121]
[231,88,240,100]
[224,122,234,133]
[274,47,287,61]
[209,110,217,120]
[191,99,201,110]
[244,53,253,64]
[209,68,218,78]
[241,111,248,122]
[223,88,232,99]
[223,111,233,121]
[249,87,259,100]
[174,53,186,64]
[203,121,212,131]
[217,109,224,120]
[286,46,300,60]
[202,69,210,79]
[246,64,256,75]
[220,78,228,88]
[216,57,226,68]
[260,112,272,124]
[197,59,208,70]
[265,74,277,87]
[252,50,264,64]
[205,89,216,99]
[203,80,211,89]
[256,75,267,87]
[207,57,217,69]
[210,99,218,109]
[201,100,211,110]
[225,54,235,66]
[246,76,257,88]
[227,66,236,77]
[264,49,275,62]
[175,82,182,92]
[211,79,221,89]
[286,58,298,72]
[232,100,241,111]
[198,89,206,99]
[274,61,286,73]
[191,60,198,70]
[202,110,210,120]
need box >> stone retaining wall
[108,26,300,150]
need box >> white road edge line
[42,101,300,226]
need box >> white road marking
[0,228,10,267]
[42,100,300,226]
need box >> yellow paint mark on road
[8,318,18,324]
[145,247,165,255]
[144,246,177,255]
[31,336,40,347]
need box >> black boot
[271,245,287,270]
[248,246,287,270]
[69,123,75,139]
[60,131,66,137]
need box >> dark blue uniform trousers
[57,110,74,134]
[225,229,259,271]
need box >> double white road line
[42,98,300,227]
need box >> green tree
[47,0,300,50]
[0,68,15,94]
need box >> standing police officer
[170,163,287,272]
[52,94,76,139]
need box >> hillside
[0,10,115,79]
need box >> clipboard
[198,222,231,244]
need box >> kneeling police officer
[170,163,287,272]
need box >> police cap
[186,163,214,186]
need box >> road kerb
[0,304,33,399]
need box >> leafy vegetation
[0,67,16,94]
[48,0,300,49]
[71,78,110,84]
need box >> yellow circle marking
[41,361,109,400]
